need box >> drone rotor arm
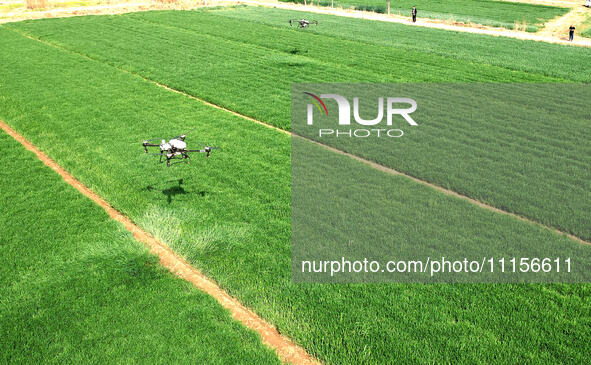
[142,141,162,153]
[185,148,214,158]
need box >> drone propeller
[170,127,197,141]
[175,135,216,149]
[185,146,221,153]
[204,146,222,157]
[127,137,160,145]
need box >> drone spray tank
[169,138,186,150]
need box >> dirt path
[240,0,591,46]
[0,0,233,23]
[501,0,581,7]
[538,6,590,39]
[1,2,153,23]
[0,119,319,365]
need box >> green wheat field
[1,5,590,364]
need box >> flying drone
[142,133,218,167]
[289,19,318,28]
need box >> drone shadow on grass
[145,178,206,204]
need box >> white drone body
[142,133,216,167]
[159,135,187,159]
[289,19,318,28]
[168,138,186,150]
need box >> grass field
[0,132,280,363]
[1,7,590,363]
[6,7,590,242]
[279,0,569,31]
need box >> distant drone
[142,133,218,167]
[289,19,318,28]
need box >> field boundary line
[295,135,590,246]
[7,27,589,246]
[0,119,319,365]
[3,26,293,135]
[126,75,591,245]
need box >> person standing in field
[569,25,575,41]
[412,6,417,22]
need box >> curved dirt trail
[0,119,319,365]
[502,0,580,6]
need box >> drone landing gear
[182,152,191,165]
[165,153,192,167]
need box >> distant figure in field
[569,25,575,41]
[411,6,417,23]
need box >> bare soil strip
[501,0,580,7]
[241,0,591,47]
[538,6,591,39]
[0,2,159,23]
[0,1,233,24]
[12,27,588,246]
[0,120,319,365]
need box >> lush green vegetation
[212,6,591,82]
[1,18,590,364]
[280,0,568,32]
[0,132,280,364]
[7,7,590,241]
[290,135,591,283]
